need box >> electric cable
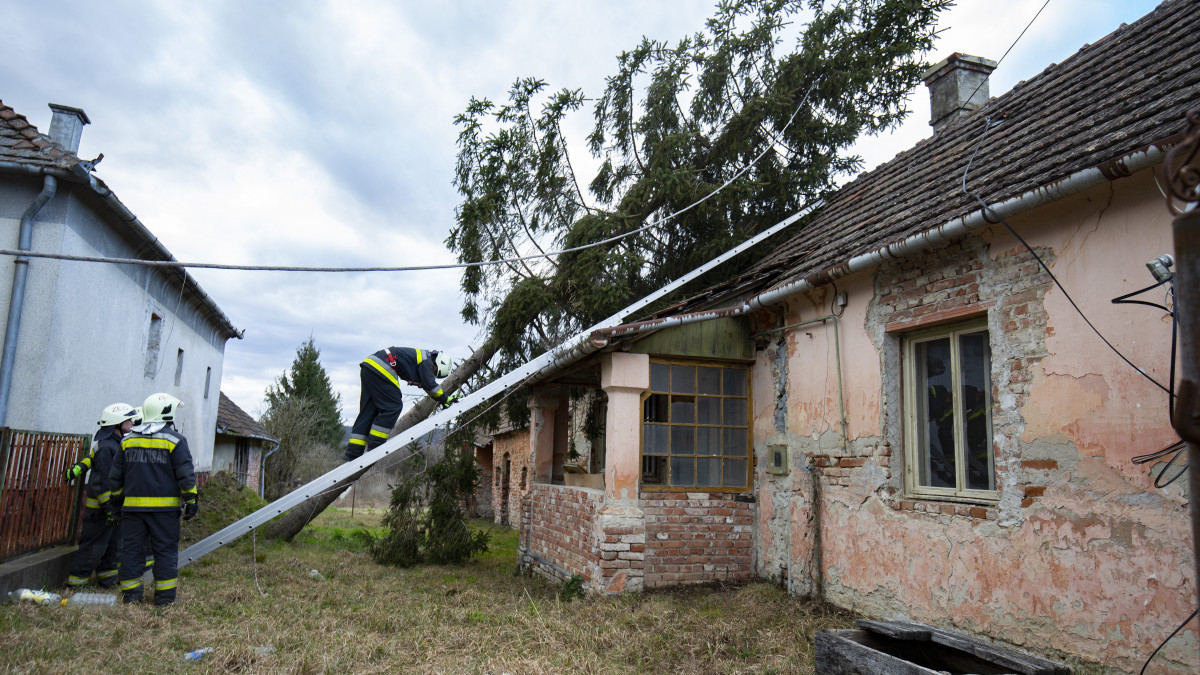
[1139,608,1198,675]
[959,0,1053,109]
[0,84,820,277]
[961,118,1172,396]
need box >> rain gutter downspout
[260,440,280,498]
[0,175,57,427]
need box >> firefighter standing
[343,347,460,461]
[64,402,138,589]
[106,393,197,606]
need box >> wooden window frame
[902,318,998,504]
[640,358,752,493]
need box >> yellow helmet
[141,393,182,424]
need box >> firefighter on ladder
[105,393,197,605]
[63,402,138,589]
[343,347,460,461]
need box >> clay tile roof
[677,0,1200,310]
[0,102,79,170]
[216,392,278,443]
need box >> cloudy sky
[4,0,1160,422]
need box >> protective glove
[64,463,85,483]
[101,502,119,527]
[440,393,462,410]
[183,500,198,521]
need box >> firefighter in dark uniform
[64,402,138,588]
[106,393,198,605]
[343,347,460,461]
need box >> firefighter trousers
[344,363,404,460]
[118,510,180,605]
[67,508,121,588]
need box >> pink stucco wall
[752,169,1196,672]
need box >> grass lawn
[1,504,860,674]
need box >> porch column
[526,385,561,484]
[594,352,649,593]
[600,352,649,500]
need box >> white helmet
[434,351,452,379]
[141,393,182,424]
[98,403,137,427]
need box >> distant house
[0,99,241,470]
[214,392,278,495]
[480,1,1199,671]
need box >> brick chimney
[47,103,90,153]
[922,53,997,133]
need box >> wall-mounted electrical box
[767,443,789,475]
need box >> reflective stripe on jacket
[109,425,197,512]
[362,347,448,404]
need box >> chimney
[47,103,90,153]
[922,53,997,133]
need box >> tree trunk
[262,340,498,541]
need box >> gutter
[590,143,1167,343]
[0,162,241,340]
[260,440,280,499]
[0,175,57,426]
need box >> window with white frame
[903,320,996,500]
[641,360,750,490]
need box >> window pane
[960,331,994,491]
[724,398,747,426]
[698,367,721,395]
[697,458,720,487]
[670,457,695,487]
[697,397,720,424]
[696,427,720,456]
[671,365,696,393]
[643,456,665,483]
[650,363,670,392]
[723,459,747,487]
[723,428,747,456]
[915,338,955,489]
[723,368,746,396]
[671,395,695,423]
[671,426,695,454]
[643,424,668,455]
[644,394,669,423]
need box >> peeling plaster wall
[755,169,1196,672]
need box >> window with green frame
[903,320,996,501]
[641,360,750,490]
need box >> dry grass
[0,508,859,674]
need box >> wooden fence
[0,428,89,561]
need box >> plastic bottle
[7,588,63,606]
[181,647,212,661]
[65,592,117,608]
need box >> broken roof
[0,100,241,340]
[672,0,1200,312]
[216,392,277,443]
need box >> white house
[0,99,240,471]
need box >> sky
[3,0,1162,423]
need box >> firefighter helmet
[141,393,182,424]
[131,407,143,425]
[435,351,452,379]
[98,403,137,427]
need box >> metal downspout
[260,440,280,498]
[0,175,57,427]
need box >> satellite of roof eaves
[663,0,1200,317]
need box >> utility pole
[1164,107,1200,614]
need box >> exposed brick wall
[523,483,602,581]
[642,492,755,588]
[246,445,262,496]
[489,429,530,528]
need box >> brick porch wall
[522,483,603,582]
[642,492,755,588]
